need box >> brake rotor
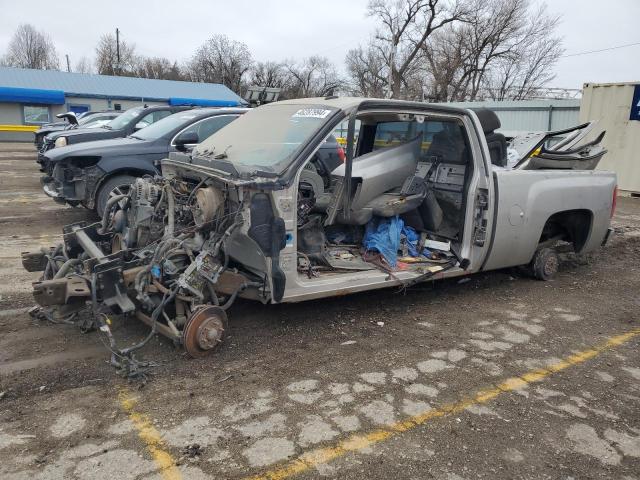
[183,305,227,358]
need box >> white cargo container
[579,82,640,194]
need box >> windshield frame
[192,104,343,178]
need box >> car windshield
[106,107,143,130]
[131,111,203,141]
[193,104,338,173]
[85,119,112,129]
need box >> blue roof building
[0,66,246,141]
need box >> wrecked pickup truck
[22,97,616,375]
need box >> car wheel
[530,247,559,281]
[96,174,137,218]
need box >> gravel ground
[0,143,639,480]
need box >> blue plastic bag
[363,216,404,267]
[401,225,420,257]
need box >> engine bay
[23,169,264,377]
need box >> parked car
[34,111,122,150]
[40,107,248,216]
[38,104,192,159]
[24,97,614,363]
[37,111,81,129]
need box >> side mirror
[174,131,199,151]
[134,121,149,131]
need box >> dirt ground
[1,142,639,480]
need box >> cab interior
[294,110,481,279]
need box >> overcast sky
[0,0,638,90]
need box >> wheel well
[539,209,593,253]
[95,169,152,196]
[88,169,152,210]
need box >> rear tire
[96,174,136,218]
[530,247,559,281]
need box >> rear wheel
[96,174,136,218]
[530,247,559,281]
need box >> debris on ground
[181,444,203,458]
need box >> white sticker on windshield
[292,108,332,119]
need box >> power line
[561,41,640,58]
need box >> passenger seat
[473,108,507,167]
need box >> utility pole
[116,28,121,75]
[65,54,70,73]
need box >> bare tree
[350,0,563,101]
[345,46,387,97]
[366,0,470,98]
[483,3,563,100]
[424,0,562,101]
[74,56,93,74]
[95,33,137,76]
[247,58,342,99]
[2,24,59,70]
[248,61,291,90]
[184,35,252,93]
[284,56,342,98]
[452,0,526,100]
[134,57,183,80]
[421,27,465,101]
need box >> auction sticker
[292,108,333,119]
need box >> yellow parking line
[246,327,640,480]
[117,387,182,480]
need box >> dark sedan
[41,107,248,216]
[34,111,122,150]
[39,104,193,159]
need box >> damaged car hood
[43,137,167,163]
[46,126,123,144]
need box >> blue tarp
[363,216,429,267]
[363,216,404,267]
[169,97,243,107]
[403,225,421,257]
[0,86,65,105]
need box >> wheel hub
[183,305,227,358]
[544,255,558,276]
[195,317,224,350]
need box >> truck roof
[270,96,470,116]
